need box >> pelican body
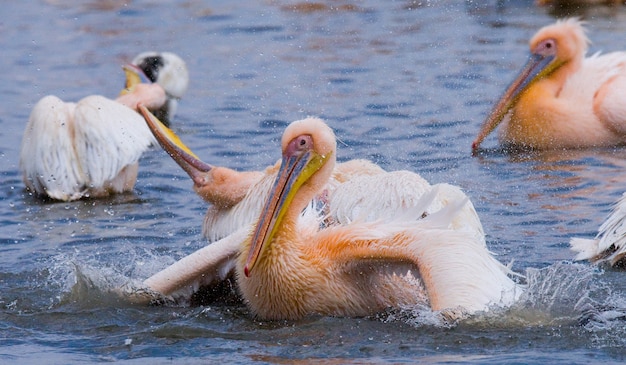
[141,118,523,321]
[571,193,626,268]
[20,52,188,201]
[472,18,626,151]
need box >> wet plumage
[19,52,188,201]
[571,193,626,268]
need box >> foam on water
[44,246,624,342]
[379,261,626,341]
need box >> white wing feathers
[330,189,521,314]
[571,192,626,266]
[393,192,520,311]
[19,95,155,200]
[404,223,522,313]
[328,171,485,244]
[20,96,84,201]
[73,95,155,188]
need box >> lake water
[3,0,626,363]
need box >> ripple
[219,25,284,35]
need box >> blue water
[3,0,626,363]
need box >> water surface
[3,1,626,363]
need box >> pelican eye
[285,134,314,157]
[535,38,556,56]
[296,135,313,151]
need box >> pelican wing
[323,198,520,315]
[329,172,485,245]
[73,95,156,189]
[584,53,626,136]
[143,226,249,302]
[331,225,520,315]
[329,170,431,224]
[19,95,85,200]
[571,192,626,266]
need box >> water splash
[510,261,596,324]
[22,245,180,310]
[383,261,626,333]
[26,247,626,353]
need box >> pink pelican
[472,18,626,151]
[138,118,523,320]
[19,52,189,201]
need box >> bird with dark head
[132,51,189,126]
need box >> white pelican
[19,52,189,201]
[571,193,626,267]
[472,18,626,151]
[139,118,523,320]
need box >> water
[3,0,626,363]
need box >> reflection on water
[3,0,626,363]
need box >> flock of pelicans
[18,18,626,321]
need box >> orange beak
[244,137,330,277]
[138,105,213,185]
[471,52,556,152]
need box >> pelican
[131,52,188,127]
[571,193,626,267]
[472,18,626,151]
[139,106,385,241]
[19,52,189,201]
[139,118,523,320]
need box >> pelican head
[472,18,589,151]
[132,52,189,125]
[243,117,336,277]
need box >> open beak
[138,105,214,183]
[243,144,330,277]
[471,52,556,151]
[120,64,151,96]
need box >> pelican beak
[138,104,213,183]
[120,64,151,96]
[244,144,331,277]
[471,52,556,151]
